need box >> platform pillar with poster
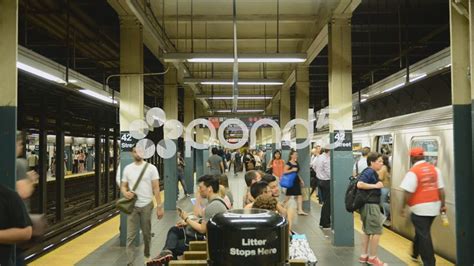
[118,15,144,246]
[328,14,354,247]
[280,86,291,162]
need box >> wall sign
[120,131,136,152]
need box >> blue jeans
[380,188,390,219]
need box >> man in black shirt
[0,184,32,266]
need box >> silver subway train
[312,106,456,262]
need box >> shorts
[360,203,385,235]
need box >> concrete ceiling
[113,0,348,113]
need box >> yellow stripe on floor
[28,215,120,266]
[353,212,453,266]
[29,191,165,266]
[310,194,453,265]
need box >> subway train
[312,105,456,262]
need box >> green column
[163,67,178,210]
[280,89,291,161]
[119,16,144,246]
[295,65,311,211]
[450,3,473,264]
[0,0,18,190]
[328,14,354,247]
[184,88,195,193]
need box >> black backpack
[345,176,366,212]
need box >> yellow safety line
[310,195,454,265]
[29,192,165,266]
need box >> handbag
[280,171,297,188]
[116,162,149,214]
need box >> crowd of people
[1,137,444,266]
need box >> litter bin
[207,208,289,266]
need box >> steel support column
[163,67,178,210]
[328,14,354,247]
[450,2,473,264]
[295,65,311,211]
[118,15,144,246]
[104,128,110,203]
[55,100,65,221]
[0,0,18,190]
[38,97,47,213]
[94,123,102,207]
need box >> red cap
[410,147,424,157]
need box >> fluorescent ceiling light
[80,89,117,104]
[188,58,306,63]
[186,79,283,86]
[200,81,283,86]
[200,95,273,100]
[214,109,265,113]
[164,53,306,63]
[17,62,66,84]
[361,98,367,103]
[409,73,427,83]
[68,79,78,83]
[382,82,405,94]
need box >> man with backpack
[149,175,228,265]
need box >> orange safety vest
[408,162,440,207]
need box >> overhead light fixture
[80,89,117,104]
[185,78,283,86]
[409,73,427,83]
[382,82,405,94]
[17,62,66,84]
[361,98,367,103]
[215,109,264,113]
[198,95,273,100]
[164,53,306,63]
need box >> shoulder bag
[116,162,149,214]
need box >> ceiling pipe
[125,0,210,109]
[232,0,239,112]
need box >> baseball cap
[410,147,424,157]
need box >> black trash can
[207,209,289,266]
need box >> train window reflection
[410,138,439,166]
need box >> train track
[24,201,119,263]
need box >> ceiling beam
[159,14,318,23]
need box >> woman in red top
[267,150,285,179]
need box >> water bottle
[441,212,449,227]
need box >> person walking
[378,155,391,225]
[283,150,308,216]
[267,150,285,180]
[207,148,224,175]
[176,152,190,198]
[357,152,386,266]
[400,147,446,266]
[121,147,164,265]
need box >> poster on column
[331,130,352,152]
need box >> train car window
[352,142,362,161]
[410,138,439,166]
[376,135,393,155]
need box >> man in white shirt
[400,147,446,266]
[315,148,331,228]
[353,147,370,176]
[121,147,164,265]
[310,146,321,201]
